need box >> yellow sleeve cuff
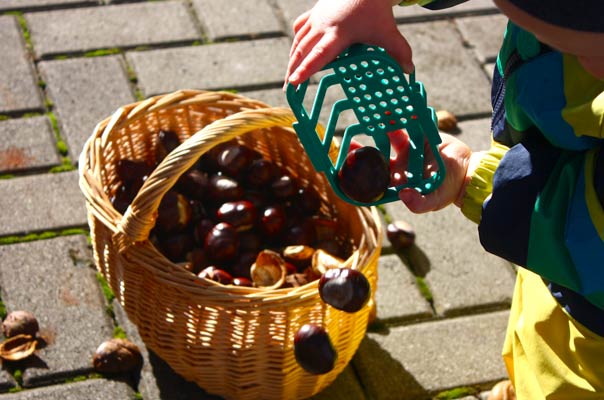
[460,140,509,224]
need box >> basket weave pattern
[79,90,382,400]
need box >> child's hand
[284,0,415,87]
[390,131,475,213]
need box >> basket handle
[114,107,298,250]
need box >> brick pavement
[0,1,514,399]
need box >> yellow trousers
[502,268,604,399]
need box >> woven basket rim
[79,89,382,301]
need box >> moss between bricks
[434,386,479,399]
[4,12,32,52]
[0,229,87,246]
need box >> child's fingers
[293,10,311,33]
[285,30,322,85]
[289,21,311,59]
[289,32,347,85]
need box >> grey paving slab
[353,310,510,399]
[127,37,291,96]
[393,0,499,21]
[38,56,135,159]
[374,254,433,323]
[273,0,316,34]
[0,116,62,174]
[0,0,97,12]
[26,1,200,58]
[383,118,516,316]
[399,20,492,117]
[0,235,115,387]
[0,16,44,114]
[192,0,283,41]
[456,14,508,63]
[0,378,136,399]
[112,301,222,400]
[0,170,87,236]
[0,370,16,393]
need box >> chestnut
[155,130,181,162]
[259,205,287,237]
[204,222,239,264]
[92,338,143,374]
[271,174,297,199]
[386,220,416,250]
[244,158,279,188]
[217,143,261,178]
[319,268,370,313]
[295,186,322,216]
[337,146,390,204]
[176,169,209,200]
[207,175,244,204]
[115,159,154,183]
[294,324,337,375]
[284,219,316,246]
[232,277,254,287]
[2,310,39,338]
[198,266,233,285]
[156,190,192,234]
[216,200,257,232]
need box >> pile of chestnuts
[110,130,355,289]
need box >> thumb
[380,29,414,74]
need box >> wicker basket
[78,90,382,400]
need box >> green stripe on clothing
[527,152,583,293]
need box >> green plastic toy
[286,44,445,206]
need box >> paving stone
[373,254,433,323]
[0,0,97,12]
[273,0,316,34]
[0,235,115,387]
[127,37,291,96]
[26,2,199,58]
[455,14,508,63]
[192,0,283,41]
[353,310,510,399]
[0,116,62,174]
[0,370,16,393]
[0,378,136,399]
[38,56,135,159]
[399,20,492,117]
[0,170,87,236]
[393,0,499,21]
[383,118,516,316]
[112,301,222,400]
[0,16,44,114]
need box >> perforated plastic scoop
[286,44,445,206]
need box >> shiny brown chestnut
[215,200,257,232]
[318,268,371,313]
[204,222,239,264]
[198,266,233,285]
[294,324,337,375]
